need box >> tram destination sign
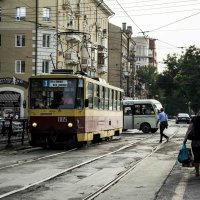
[43,80,68,87]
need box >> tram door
[123,105,134,129]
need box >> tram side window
[117,91,121,111]
[76,79,84,108]
[104,87,109,110]
[86,82,93,108]
[99,86,104,110]
[109,89,113,110]
[113,90,117,111]
[94,84,99,109]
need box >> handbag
[161,121,168,129]
[178,144,190,164]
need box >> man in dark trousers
[157,108,169,143]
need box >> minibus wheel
[141,123,151,133]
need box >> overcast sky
[104,0,200,72]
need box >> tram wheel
[48,130,57,148]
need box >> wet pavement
[1,131,199,199]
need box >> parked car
[176,113,191,124]
[0,118,23,135]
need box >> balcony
[122,68,131,76]
[66,34,82,42]
[82,58,91,67]
[65,52,79,64]
[74,10,82,17]
[98,66,107,74]
[91,59,97,68]
[62,1,71,10]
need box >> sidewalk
[156,162,200,200]
[0,138,31,151]
[95,141,200,200]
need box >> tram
[28,70,124,147]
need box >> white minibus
[123,99,163,133]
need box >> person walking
[157,108,169,143]
[183,113,200,176]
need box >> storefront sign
[0,77,28,88]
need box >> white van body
[123,99,163,133]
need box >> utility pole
[35,0,38,75]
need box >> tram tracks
[0,127,181,199]
[83,129,180,200]
[0,134,153,171]
[0,148,77,170]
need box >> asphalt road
[1,121,199,200]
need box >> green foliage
[136,65,158,98]
[162,45,200,114]
[135,45,200,115]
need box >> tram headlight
[32,122,37,127]
[68,122,73,127]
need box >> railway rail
[0,125,182,199]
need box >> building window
[98,53,104,65]
[43,34,50,47]
[15,34,25,47]
[136,45,148,57]
[15,60,25,73]
[16,7,26,21]
[42,60,49,73]
[43,8,50,21]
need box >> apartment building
[108,23,135,97]
[133,36,157,70]
[132,36,157,98]
[0,0,113,118]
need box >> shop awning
[0,93,20,102]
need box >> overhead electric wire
[115,0,147,37]
[2,2,200,20]
[146,10,200,32]
[1,0,199,62]
[105,0,200,9]
[104,0,200,4]
[111,2,200,13]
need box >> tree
[162,45,200,114]
[136,65,158,98]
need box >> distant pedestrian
[15,114,19,119]
[6,112,13,119]
[183,112,200,176]
[157,108,169,143]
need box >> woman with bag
[183,112,200,176]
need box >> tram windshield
[29,78,84,109]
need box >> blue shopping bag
[178,144,190,163]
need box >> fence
[0,118,28,146]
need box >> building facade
[133,36,157,70]
[132,36,157,99]
[108,23,135,98]
[0,0,112,118]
